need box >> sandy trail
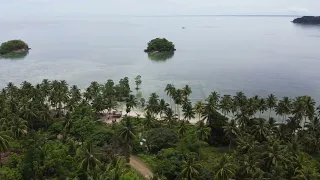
[129,155,153,180]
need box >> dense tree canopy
[293,16,320,24]
[0,77,320,179]
[0,40,29,55]
[144,38,176,53]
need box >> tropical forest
[0,76,320,180]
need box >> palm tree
[80,142,101,172]
[143,111,155,130]
[182,85,192,101]
[282,97,292,122]
[275,100,285,122]
[180,157,201,180]
[246,98,258,118]
[263,141,288,172]
[214,155,236,180]
[235,110,250,130]
[196,120,210,141]
[251,118,269,142]
[223,119,239,151]
[178,120,188,138]
[107,156,129,180]
[164,108,177,128]
[306,116,320,134]
[303,96,315,128]
[39,104,53,128]
[158,99,169,119]
[182,101,195,122]
[238,153,263,179]
[120,117,135,163]
[20,81,34,98]
[10,116,28,139]
[40,79,51,99]
[219,95,232,117]
[126,94,138,110]
[20,103,37,130]
[68,85,82,111]
[146,93,160,116]
[194,101,205,121]
[258,98,268,118]
[233,91,247,111]
[0,130,11,167]
[292,97,305,125]
[203,91,220,121]
[173,89,183,119]
[266,94,277,119]
[164,84,174,109]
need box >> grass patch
[121,168,144,180]
[136,153,157,170]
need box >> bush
[144,38,176,53]
[155,148,184,180]
[145,128,178,153]
[0,40,29,55]
[6,154,23,169]
[0,167,22,180]
[88,130,114,147]
[70,117,95,142]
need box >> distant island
[292,16,320,25]
[144,38,176,53]
[0,40,30,57]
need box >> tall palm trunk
[269,108,272,119]
[178,105,180,120]
[125,142,129,163]
[228,140,232,152]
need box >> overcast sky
[1,0,319,19]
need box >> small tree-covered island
[0,40,30,58]
[292,16,320,25]
[144,38,176,53]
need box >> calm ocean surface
[0,16,320,102]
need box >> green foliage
[1,78,320,180]
[0,40,29,55]
[120,169,143,180]
[155,148,184,180]
[88,130,113,147]
[145,127,178,153]
[137,154,157,170]
[0,167,22,180]
[144,38,176,53]
[135,75,142,90]
[206,111,229,146]
[70,117,95,142]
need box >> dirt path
[130,155,153,180]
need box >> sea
[1,15,320,103]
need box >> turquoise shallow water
[0,16,320,102]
